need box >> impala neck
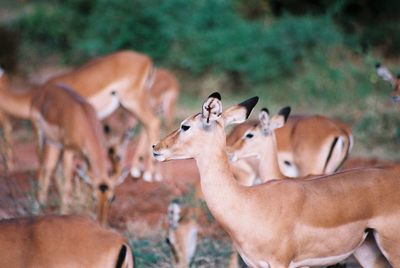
[258,133,286,182]
[0,88,35,119]
[195,143,246,232]
[84,128,109,180]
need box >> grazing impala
[375,62,400,104]
[153,92,400,267]
[31,84,128,225]
[0,215,134,267]
[0,67,36,170]
[43,50,160,181]
[226,113,352,181]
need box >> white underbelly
[88,79,130,119]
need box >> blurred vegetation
[0,0,399,159]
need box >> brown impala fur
[31,84,127,225]
[376,63,400,104]
[0,67,36,170]
[229,108,390,267]
[43,50,161,181]
[226,114,352,183]
[153,92,400,268]
[0,215,134,267]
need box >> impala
[166,201,198,268]
[111,67,180,181]
[375,62,400,104]
[0,215,134,267]
[43,50,160,181]
[153,92,400,267]
[229,107,390,267]
[0,67,36,171]
[31,84,128,225]
[226,113,352,181]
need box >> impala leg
[37,144,61,206]
[353,233,390,268]
[373,231,400,267]
[164,91,178,132]
[0,111,14,171]
[60,149,74,214]
[130,129,147,178]
[123,99,160,181]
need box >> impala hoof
[143,171,153,182]
[130,167,141,178]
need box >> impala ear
[114,167,130,186]
[222,96,259,126]
[278,106,291,123]
[269,106,291,130]
[202,92,223,125]
[259,108,270,127]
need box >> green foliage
[12,0,343,84]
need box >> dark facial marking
[245,133,254,139]
[181,125,190,131]
[108,147,115,156]
[103,124,111,134]
[99,183,109,193]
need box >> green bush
[12,0,344,85]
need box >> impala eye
[181,125,190,131]
[245,133,254,139]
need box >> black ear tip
[208,92,221,100]
[279,106,291,122]
[261,108,269,114]
[397,73,400,79]
[375,62,381,69]
[238,96,259,118]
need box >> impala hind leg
[373,230,400,267]
[122,99,160,181]
[37,144,61,206]
[353,233,390,268]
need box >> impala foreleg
[130,129,147,178]
[60,149,74,214]
[37,144,61,206]
[123,99,160,181]
[0,111,13,171]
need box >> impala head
[153,92,259,161]
[166,202,198,267]
[76,166,129,225]
[228,107,291,161]
[375,63,400,104]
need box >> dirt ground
[0,119,397,268]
